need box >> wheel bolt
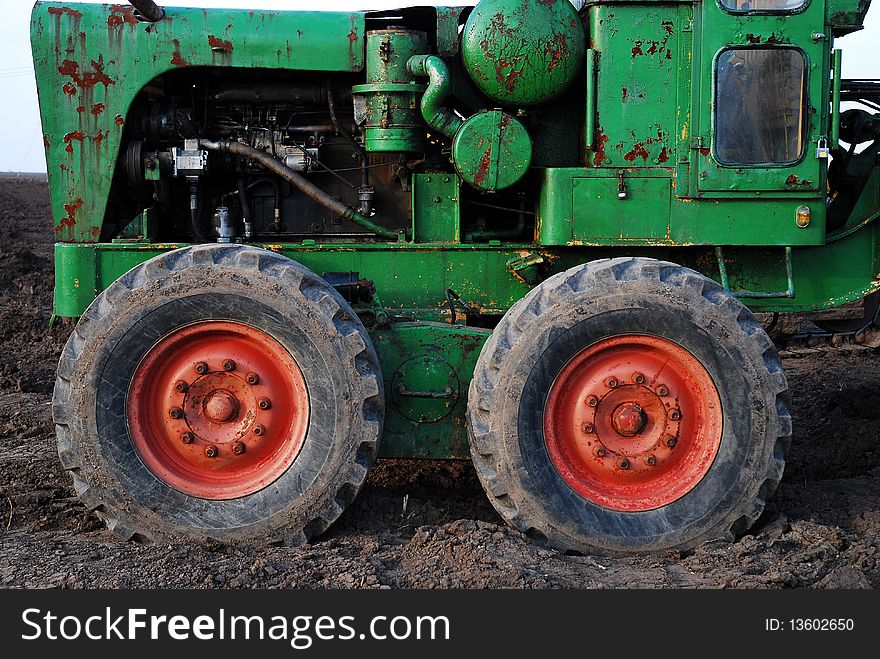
[205,444,218,458]
[168,407,183,419]
[174,380,189,393]
[669,409,681,421]
[606,376,618,388]
[222,359,236,372]
[258,397,272,410]
[181,431,194,444]
[232,442,246,455]
[582,422,594,434]
[586,395,599,407]
[665,435,677,448]
[253,424,265,436]
[618,458,630,470]
[195,361,209,375]
[657,385,669,396]
[246,372,260,385]
[632,372,645,384]
[646,455,656,466]
[595,447,607,458]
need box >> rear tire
[466,257,791,554]
[53,244,383,545]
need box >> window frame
[711,45,811,168]
[715,0,811,16]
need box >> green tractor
[33,0,878,553]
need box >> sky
[0,0,876,173]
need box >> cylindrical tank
[352,29,429,153]
[461,0,586,107]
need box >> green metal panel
[32,2,365,243]
[452,110,533,192]
[373,323,490,458]
[572,177,672,241]
[412,174,461,243]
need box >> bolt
[246,372,260,385]
[222,359,236,372]
[595,447,607,458]
[606,376,618,388]
[253,424,265,436]
[646,455,656,466]
[232,442,246,455]
[195,361,209,375]
[258,397,272,410]
[618,458,630,470]
[181,431,194,444]
[168,406,183,420]
[632,372,645,384]
[669,409,682,421]
[583,422,594,434]
[586,395,599,407]
[657,385,669,396]
[174,380,189,393]
[205,444,218,458]
[665,435,677,448]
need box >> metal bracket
[715,246,795,299]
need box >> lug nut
[669,409,681,421]
[657,385,669,396]
[181,431,194,444]
[222,359,236,372]
[168,407,184,419]
[618,458,630,470]
[606,376,618,388]
[586,395,599,407]
[253,424,265,436]
[595,447,607,458]
[232,442,246,455]
[246,372,260,385]
[665,435,677,448]
[258,397,272,410]
[632,372,645,384]
[174,380,189,393]
[195,361,209,375]
[645,455,656,466]
[582,422,595,434]
[205,444,218,458]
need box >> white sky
[0,0,876,173]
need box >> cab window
[719,0,807,13]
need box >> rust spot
[47,6,83,19]
[171,39,189,67]
[63,130,85,154]
[59,163,68,171]
[631,41,644,57]
[348,29,359,43]
[699,148,711,156]
[91,103,106,116]
[622,86,628,102]
[785,173,812,187]
[43,135,51,150]
[90,226,101,236]
[544,33,571,75]
[746,33,762,44]
[114,114,125,126]
[58,57,115,91]
[658,146,669,163]
[58,198,84,231]
[766,33,781,44]
[93,129,109,146]
[624,142,650,162]
[473,145,494,188]
[107,6,140,28]
[594,129,609,167]
[662,20,673,35]
[207,35,233,52]
[76,105,85,114]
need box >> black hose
[200,139,397,240]
[127,1,165,22]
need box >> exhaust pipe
[128,1,165,22]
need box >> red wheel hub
[543,335,722,511]
[127,321,309,499]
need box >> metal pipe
[407,55,464,139]
[127,1,165,22]
[200,139,398,240]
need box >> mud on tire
[53,244,384,545]
[466,257,791,555]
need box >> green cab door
[695,0,829,195]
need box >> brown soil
[0,176,877,589]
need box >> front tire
[467,257,791,554]
[53,244,383,545]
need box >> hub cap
[543,335,723,511]
[127,321,309,499]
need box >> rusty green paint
[32,2,365,243]
[461,0,587,107]
[452,110,533,192]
